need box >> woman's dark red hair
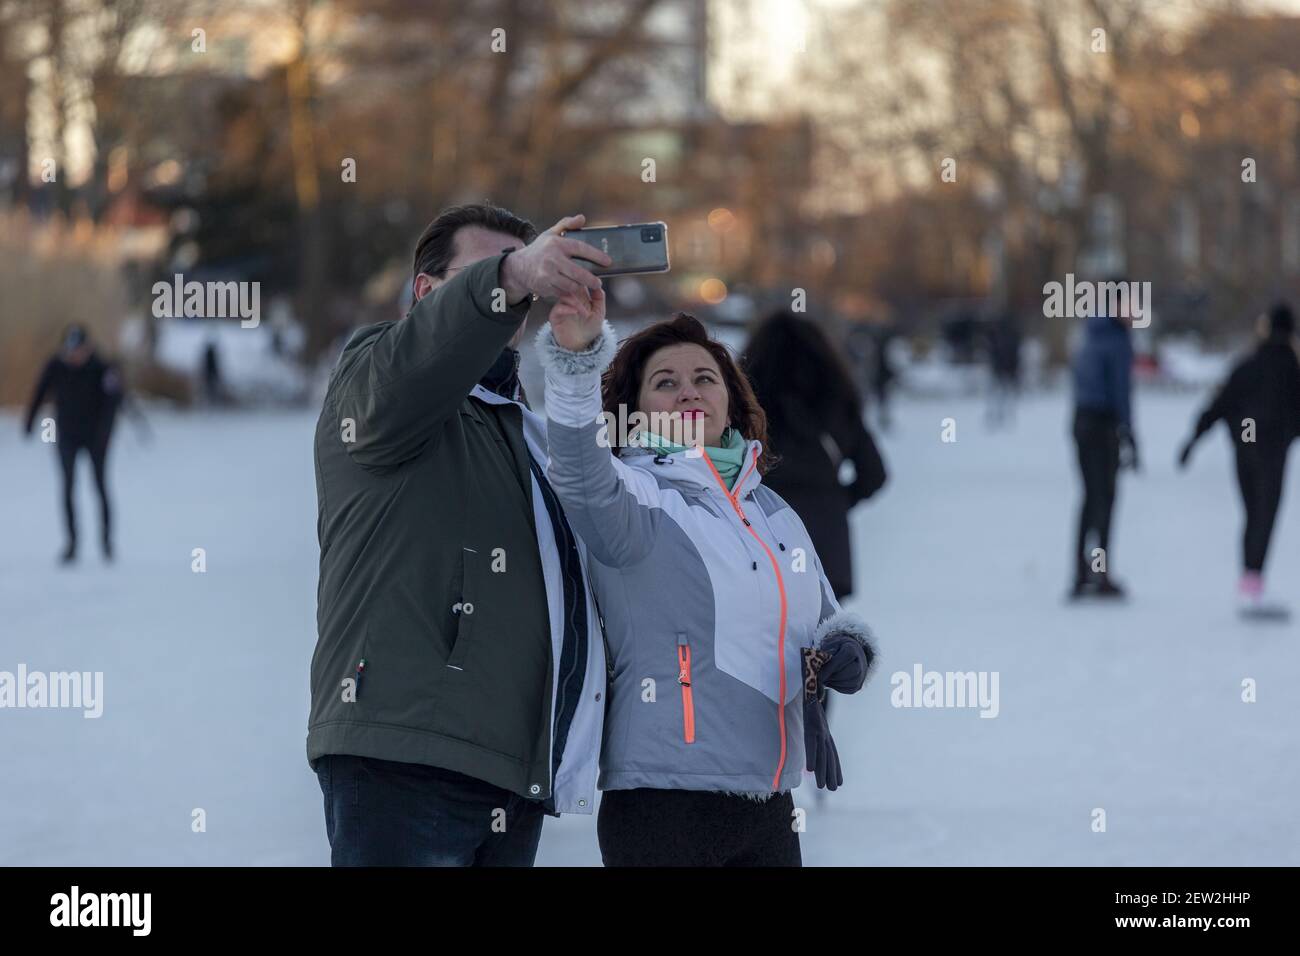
[600,312,776,475]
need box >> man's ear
[413,273,438,301]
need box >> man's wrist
[498,249,531,306]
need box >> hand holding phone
[501,214,613,301]
[562,222,671,277]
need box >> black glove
[816,633,870,695]
[802,694,842,791]
[1118,426,1140,472]
[802,647,844,790]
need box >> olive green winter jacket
[307,252,605,813]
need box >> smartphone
[564,222,671,277]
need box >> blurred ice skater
[985,309,1022,429]
[1178,301,1300,619]
[1069,280,1139,600]
[23,324,124,564]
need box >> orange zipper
[701,446,789,789]
[677,640,695,744]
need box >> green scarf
[637,426,749,490]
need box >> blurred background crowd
[2,0,1299,413]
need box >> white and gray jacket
[537,321,873,795]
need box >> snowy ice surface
[1,385,1296,866]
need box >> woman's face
[636,343,730,447]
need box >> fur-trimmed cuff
[535,320,618,377]
[813,610,877,677]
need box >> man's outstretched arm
[329,252,529,469]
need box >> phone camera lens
[641,226,662,243]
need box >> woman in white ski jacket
[537,291,877,866]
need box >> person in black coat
[743,310,887,602]
[23,325,123,563]
[744,310,885,751]
[1178,302,1300,612]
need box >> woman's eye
[655,378,675,388]
[697,375,717,385]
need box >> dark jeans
[314,754,544,867]
[1073,408,1120,583]
[58,435,112,553]
[1236,447,1288,573]
[598,788,802,867]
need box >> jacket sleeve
[1190,362,1245,443]
[537,320,665,569]
[24,359,56,434]
[1291,353,1300,442]
[329,252,529,469]
[810,548,876,689]
[1190,374,1232,442]
[813,547,843,622]
[1108,335,1134,428]
[101,363,124,411]
[833,402,886,502]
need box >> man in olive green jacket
[308,204,612,866]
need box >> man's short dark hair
[412,203,537,284]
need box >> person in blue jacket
[1070,284,1139,598]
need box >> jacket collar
[469,384,547,465]
[620,439,765,500]
[478,347,523,401]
